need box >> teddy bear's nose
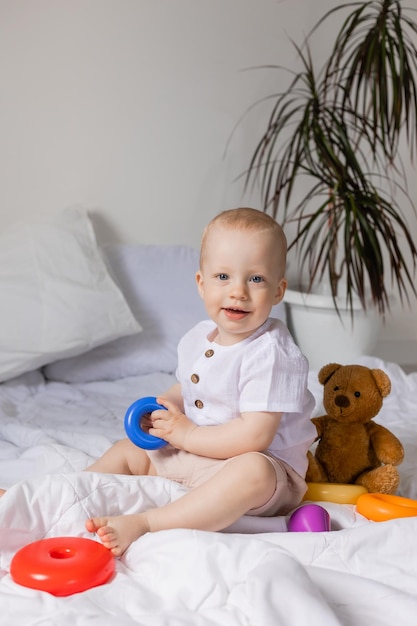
[335,394,350,408]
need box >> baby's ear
[274,278,287,303]
[195,270,204,299]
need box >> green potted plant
[243,0,417,368]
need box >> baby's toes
[97,526,116,542]
[85,516,107,533]
[99,531,123,555]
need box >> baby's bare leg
[86,452,277,556]
[86,438,156,476]
[0,489,5,497]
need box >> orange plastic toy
[10,537,115,596]
[356,493,417,522]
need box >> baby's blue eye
[218,273,228,281]
[250,275,264,283]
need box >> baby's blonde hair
[200,207,287,275]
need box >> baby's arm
[150,397,282,459]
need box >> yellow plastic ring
[303,482,368,505]
[356,493,417,522]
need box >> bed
[1,207,417,625]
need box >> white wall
[0,0,416,364]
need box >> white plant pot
[284,288,381,371]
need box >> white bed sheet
[1,357,417,625]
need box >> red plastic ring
[10,537,115,596]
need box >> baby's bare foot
[85,513,150,556]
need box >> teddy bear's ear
[371,369,391,397]
[318,363,342,385]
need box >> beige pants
[146,446,307,517]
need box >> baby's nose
[230,281,248,298]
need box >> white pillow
[44,244,205,381]
[0,207,141,382]
[44,243,287,382]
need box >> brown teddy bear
[306,363,404,494]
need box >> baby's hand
[140,412,153,433]
[149,398,196,450]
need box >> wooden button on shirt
[205,349,214,358]
[194,399,204,409]
[191,373,199,383]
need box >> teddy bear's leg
[356,465,400,495]
[305,450,329,483]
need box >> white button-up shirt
[176,318,316,476]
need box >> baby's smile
[222,307,250,320]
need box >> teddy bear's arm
[367,422,404,466]
[311,416,325,440]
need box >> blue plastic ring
[124,396,168,450]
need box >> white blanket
[1,358,417,625]
[2,472,417,626]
